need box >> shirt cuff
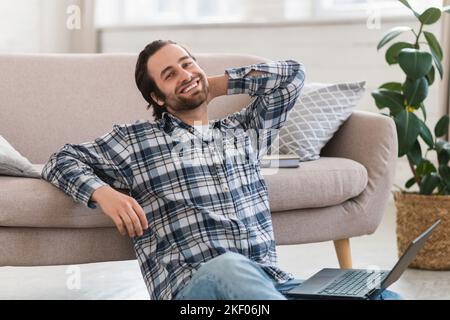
[225,64,271,96]
[76,176,109,209]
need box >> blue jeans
[174,252,402,300]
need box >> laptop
[285,220,441,300]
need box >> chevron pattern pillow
[272,81,366,161]
[0,135,41,178]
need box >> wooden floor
[0,198,449,300]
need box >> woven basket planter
[393,191,450,270]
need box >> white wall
[0,0,41,52]
[98,17,444,192]
[0,0,96,53]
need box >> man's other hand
[91,185,148,237]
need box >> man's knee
[197,252,284,300]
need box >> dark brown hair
[134,40,196,120]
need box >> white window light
[95,0,444,28]
[315,0,443,18]
[95,0,242,28]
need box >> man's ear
[150,92,164,106]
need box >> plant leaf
[398,0,420,18]
[416,159,437,176]
[424,31,443,61]
[371,89,405,115]
[419,103,427,122]
[405,177,416,189]
[430,48,444,79]
[436,140,450,166]
[438,152,450,165]
[377,27,413,50]
[419,8,442,25]
[435,115,450,137]
[394,109,422,157]
[420,173,440,195]
[380,82,403,92]
[436,139,450,158]
[418,118,433,148]
[385,42,414,65]
[424,30,444,79]
[403,77,429,107]
[439,166,450,188]
[398,49,433,80]
[407,139,422,165]
[436,140,450,167]
[426,65,435,86]
[438,151,450,167]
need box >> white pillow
[273,81,366,161]
[0,135,41,178]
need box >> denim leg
[275,278,303,293]
[370,290,403,300]
[174,252,287,300]
[274,279,305,300]
[173,253,403,300]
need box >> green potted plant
[372,0,450,269]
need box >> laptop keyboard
[318,270,387,296]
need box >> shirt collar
[158,111,188,134]
[160,111,219,131]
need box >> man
[41,40,399,300]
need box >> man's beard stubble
[162,74,209,112]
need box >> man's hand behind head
[91,186,148,237]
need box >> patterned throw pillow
[273,81,366,161]
[0,135,41,178]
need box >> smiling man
[41,40,306,300]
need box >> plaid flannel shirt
[41,60,306,300]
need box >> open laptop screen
[380,220,441,290]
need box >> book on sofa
[260,154,300,168]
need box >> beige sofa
[0,53,397,268]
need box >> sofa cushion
[0,159,367,228]
[0,165,115,228]
[262,157,368,212]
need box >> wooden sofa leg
[333,238,352,269]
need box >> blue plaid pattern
[41,60,305,300]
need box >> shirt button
[222,185,230,192]
[188,127,194,133]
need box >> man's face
[147,44,209,113]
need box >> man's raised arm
[225,59,305,130]
[208,60,306,160]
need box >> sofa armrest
[321,110,398,234]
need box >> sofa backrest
[0,53,269,163]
